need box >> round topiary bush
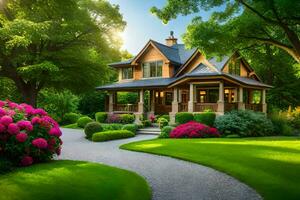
[159,126,174,138]
[95,112,107,123]
[158,118,168,128]
[175,112,194,124]
[194,112,216,127]
[77,116,93,128]
[120,114,135,124]
[122,124,138,134]
[0,100,62,167]
[84,122,103,139]
[63,112,80,125]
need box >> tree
[151,0,300,63]
[0,0,126,106]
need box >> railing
[224,103,238,112]
[179,103,188,112]
[245,104,262,112]
[194,103,218,112]
[154,104,172,114]
[113,104,138,113]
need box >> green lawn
[121,137,300,200]
[0,160,151,200]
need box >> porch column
[262,89,267,113]
[150,90,155,113]
[233,88,238,102]
[108,92,114,113]
[238,86,245,110]
[135,89,144,124]
[188,83,195,112]
[170,87,179,124]
[178,89,182,103]
[217,81,224,114]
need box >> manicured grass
[62,123,82,129]
[121,137,300,200]
[0,160,151,200]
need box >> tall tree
[151,0,300,63]
[0,0,126,106]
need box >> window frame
[122,67,133,80]
[142,60,163,78]
[228,59,241,76]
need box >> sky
[108,0,214,55]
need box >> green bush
[0,156,14,174]
[159,126,174,138]
[142,120,152,127]
[102,123,123,131]
[63,112,80,125]
[158,118,169,128]
[77,116,93,128]
[215,110,274,137]
[175,112,194,124]
[158,115,170,122]
[226,134,241,138]
[92,130,134,142]
[194,112,216,126]
[95,112,107,123]
[122,124,138,134]
[270,114,293,136]
[120,114,135,124]
[84,122,103,139]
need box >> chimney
[165,31,177,46]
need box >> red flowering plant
[0,100,62,166]
[149,114,156,123]
[170,121,220,138]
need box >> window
[228,59,241,75]
[142,61,163,78]
[122,67,133,79]
[165,92,173,105]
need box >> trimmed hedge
[62,112,80,125]
[194,112,216,127]
[175,112,194,124]
[95,112,107,123]
[122,124,138,134]
[159,126,174,138]
[77,116,93,128]
[92,130,134,142]
[84,122,103,139]
[142,120,151,127]
[120,114,135,124]
[102,123,123,131]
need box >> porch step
[137,127,161,135]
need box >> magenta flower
[33,108,47,116]
[8,102,18,109]
[56,147,61,155]
[31,116,41,125]
[0,100,6,107]
[32,138,48,149]
[0,124,5,133]
[0,108,6,117]
[20,156,33,166]
[16,133,28,143]
[7,123,20,135]
[17,120,33,132]
[0,115,13,126]
[49,127,62,137]
[6,110,16,117]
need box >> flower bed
[170,121,220,138]
[0,100,62,166]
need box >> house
[97,32,272,123]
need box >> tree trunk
[12,77,39,107]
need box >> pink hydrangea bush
[0,100,62,166]
[170,121,220,138]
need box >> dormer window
[122,67,133,79]
[142,61,163,78]
[229,59,241,76]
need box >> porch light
[225,89,229,94]
[160,91,164,97]
[200,91,206,95]
[155,92,159,98]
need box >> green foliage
[120,114,135,124]
[0,78,21,103]
[142,120,152,127]
[79,91,107,118]
[62,113,81,125]
[95,112,108,123]
[159,126,174,138]
[92,130,134,142]
[0,156,14,174]
[77,116,93,128]
[270,114,293,136]
[158,115,170,122]
[194,112,216,126]
[101,123,123,131]
[38,89,79,122]
[122,124,138,134]
[290,107,300,130]
[215,110,274,137]
[225,134,241,138]
[84,122,103,139]
[175,112,194,124]
[117,92,138,104]
[158,118,169,129]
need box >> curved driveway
[60,128,261,200]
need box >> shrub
[92,130,134,142]
[270,113,293,136]
[142,120,152,127]
[158,118,168,128]
[215,110,274,137]
[175,112,194,124]
[102,123,123,131]
[0,156,14,174]
[62,112,80,125]
[226,134,240,138]
[77,116,93,128]
[194,112,216,127]
[120,114,135,124]
[149,114,156,123]
[170,121,220,138]
[122,124,138,134]
[159,126,174,138]
[84,122,103,139]
[158,115,170,122]
[290,107,300,129]
[95,112,107,123]
[0,100,62,167]
[106,114,121,123]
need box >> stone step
[137,127,161,135]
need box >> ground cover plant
[121,137,300,200]
[0,160,151,200]
[92,130,134,142]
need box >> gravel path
[60,128,261,200]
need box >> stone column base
[108,103,114,113]
[169,112,176,125]
[217,101,224,113]
[238,102,245,110]
[188,101,194,112]
[138,102,144,113]
[262,103,267,113]
[134,113,143,125]
[172,102,179,113]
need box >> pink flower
[0,124,5,133]
[56,147,61,155]
[31,116,41,125]
[49,127,62,137]
[6,110,16,117]
[20,156,33,166]
[0,108,6,117]
[7,123,20,135]
[32,138,48,149]
[0,115,13,126]
[8,102,18,109]
[33,108,47,116]
[16,133,28,142]
[17,120,33,132]
[0,100,6,107]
